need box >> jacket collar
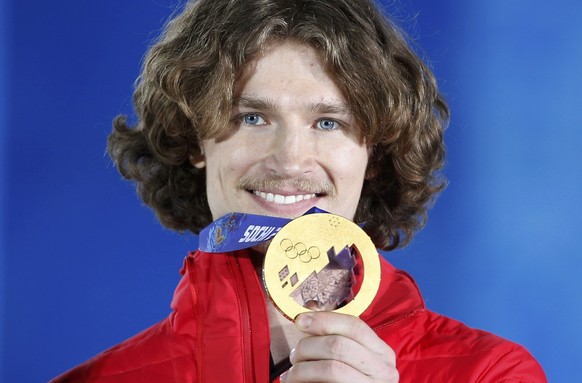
[173,249,425,331]
[360,258,425,328]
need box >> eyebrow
[233,96,352,115]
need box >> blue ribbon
[199,207,327,253]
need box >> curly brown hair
[108,0,449,251]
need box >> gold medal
[263,213,381,320]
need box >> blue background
[1,0,581,381]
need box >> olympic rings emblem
[280,238,321,263]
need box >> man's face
[200,40,369,221]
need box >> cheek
[341,147,368,181]
[205,139,258,184]
[341,149,368,202]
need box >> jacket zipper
[371,307,424,332]
[186,255,206,383]
[230,255,256,383]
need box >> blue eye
[242,113,266,125]
[316,119,338,131]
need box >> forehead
[233,40,347,107]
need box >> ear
[189,148,206,169]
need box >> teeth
[254,191,317,205]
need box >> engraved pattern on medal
[323,216,350,247]
[289,244,356,311]
[276,235,356,311]
[323,216,341,237]
[264,213,381,318]
[328,216,341,228]
[280,238,321,263]
[278,238,323,290]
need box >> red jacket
[52,250,546,382]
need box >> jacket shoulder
[380,309,547,382]
[50,318,196,383]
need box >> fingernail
[280,371,288,382]
[289,347,296,363]
[296,313,312,330]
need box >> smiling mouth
[252,191,320,205]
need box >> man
[53,0,546,382]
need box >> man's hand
[280,312,399,382]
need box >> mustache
[237,175,335,197]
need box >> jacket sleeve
[477,343,547,383]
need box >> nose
[265,124,315,177]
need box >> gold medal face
[263,213,381,320]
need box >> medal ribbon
[198,207,327,253]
